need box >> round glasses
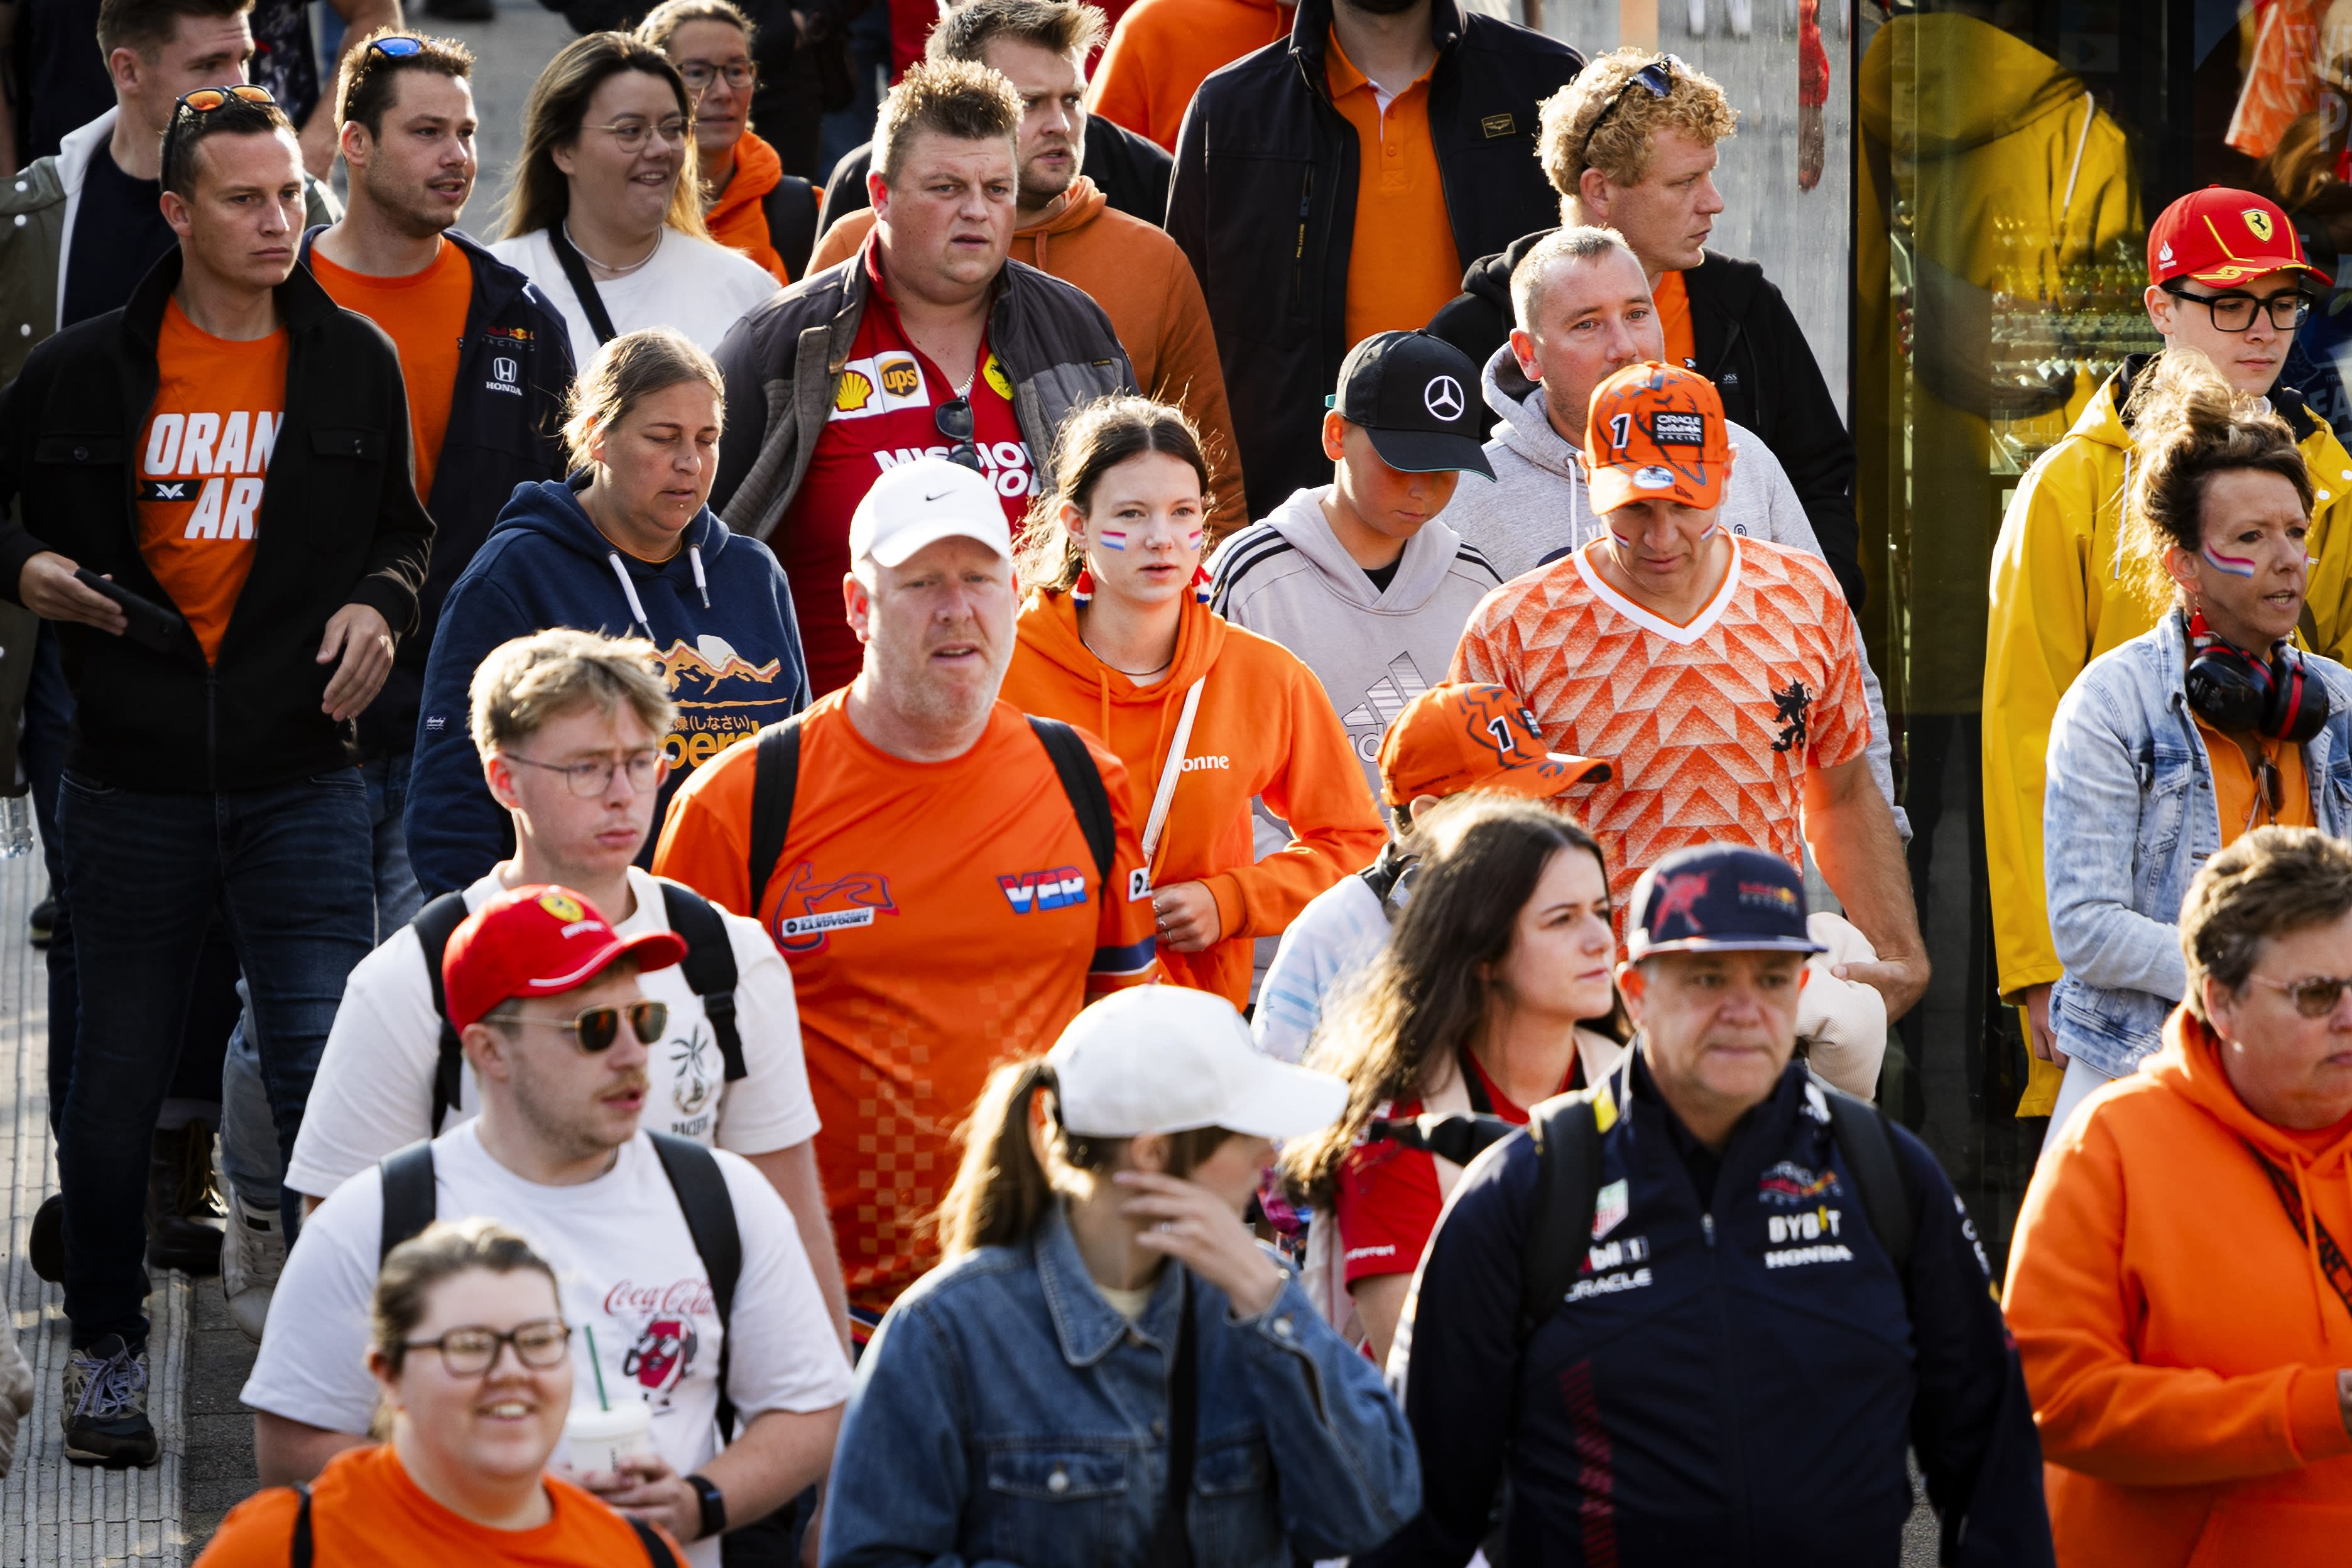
[585,116,693,154]
[403,1318,572,1377]
[506,999,670,1054]
[503,749,665,798]
[2161,282,2314,334]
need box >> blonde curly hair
[1537,48,1738,197]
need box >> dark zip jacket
[1428,236,1864,607]
[815,116,1175,239]
[406,476,808,898]
[1361,1048,2054,1568]
[0,247,433,793]
[1167,0,1580,519]
[298,224,575,760]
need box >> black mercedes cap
[1329,330,1496,479]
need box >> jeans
[219,751,423,1209]
[57,768,374,1348]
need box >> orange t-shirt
[2194,714,2315,844]
[1327,35,1461,352]
[308,237,472,504]
[192,1442,678,1568]
[1653,267,1697,371]
[138,299,288,662]
[653,694,1158,1314]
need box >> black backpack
[412,881,747,1136]
[744,713,1116,917]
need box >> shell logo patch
[983,352,1014,401]
[538,891,585,923]
[830,353,932,422]
[2245,208,2275,243]
[835,369,874,413]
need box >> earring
[1071,566,1095,605]
[1192,564,1212,604]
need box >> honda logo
[493,357,518,384]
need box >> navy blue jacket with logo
[1359,1049,2054,1568]
[299,226,575,760]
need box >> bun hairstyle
[2118,349,2314,611]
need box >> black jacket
[300,225,575,758]
[0,249,433,793]
[1168,0,1579,518]
[1428,236,1865,607]
[815,116,1175,238]
[1362,1050,2054,1568]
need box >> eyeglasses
[365,35,427,60]
[584,116,693,154]
[506,999,670,1053]
[503,749,666,798]
[934,396,986,473]
[403,1318,573,1377]
[2246,973,2352,1018]
[676,60,758,95]
[161,84,276,190]
[1578,54,1683,171]
[2160,281,2314,334]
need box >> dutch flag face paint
[2202,544,2260,579]
[1096,530,1128,550]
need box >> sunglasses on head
[1579,54,1684,170]
[365,34,427,60]
[506,998,670,1052]
[934,396,985,474]
[161,84,277,190]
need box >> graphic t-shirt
[653,695,1158,1314]
[1654,268,1698,372]
[60,146,176,328]
[1452,536,1872,930]
[137,300,289,661]
[285,865,820,1202]
[310,238,474,504]
[242,1125,853,1568]
[773,241,1033,697]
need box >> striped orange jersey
[1452,536,1871,925]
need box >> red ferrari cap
[1377,683,1611,808]
[442,884,687,1032]
[2148,187,2331,288]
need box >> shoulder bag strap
[545,222,622,346]
[1819,1082,1915,1277]
[659,883,746,1083]
[288,1483,313,1568]
[647,1131,744,1440]
[1137,678,1207,873]
[410,891,474,1135]
[1144,1271,1197,1568]
[630,1516,682,1568]
[2248,1140,2352,1320]
[1026,717,1116,887]
[747,717,805,922]
[377,1140,438,1265]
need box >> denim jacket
[2045,615,2352,1077]
[819,1200,1420,1568]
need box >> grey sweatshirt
[1444,346,1907,835]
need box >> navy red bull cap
[1624,844,1825,961]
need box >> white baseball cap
[848,457,1011,570]
[1046,987,1350,1140]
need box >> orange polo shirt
[1653,268,1697,370]
[1327,35,1459,351]
[2194,714,2314,843]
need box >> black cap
[1329,330,1496,479]
[1624,844,1828,961]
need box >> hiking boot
[61,1335,157,1468]
[146,1122,224,1276]
[28,1192,63,1282]
[220,1183,285,1344]
[27,895,53,949]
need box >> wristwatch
[685,1473,726,1540]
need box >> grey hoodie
[1445,346,1907,835]
[1209,489,1503,800]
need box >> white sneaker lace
[70,1347,146,1422]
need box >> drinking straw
[584,1324,610,1412]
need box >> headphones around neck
[2184,608,2330,743]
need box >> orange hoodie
[998,589,1383,1006]
[1087,0,1296,151]
[2002,1008,2352,1566]
[703,129,802,284]
[807,178,1246,528]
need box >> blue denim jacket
[819,1200,1420,1568]
[2045,616,2352,1077]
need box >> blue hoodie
[406,476,808,898]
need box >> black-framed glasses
[585,116,693,154]
[934,396,985,473]
[2247,973,2352,1018]
[1579,54,1683,170]
[2160,281,2314,333]
[677,59,758,95]
[365,34,427,60]
[507,999,669,1053]
[403,1318,572,1376]
[162,84,276,190]
[502,749,666,798]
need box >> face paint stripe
[1096,531,1128,550]
[2202,545,2259,578]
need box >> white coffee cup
[563,1398,653,1475]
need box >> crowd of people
[4,0,2352,1564]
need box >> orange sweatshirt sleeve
[1086,13,1173,149]
[807,210,876,278]
[2003,1116,2352,1487]
[1150,242,1249,538]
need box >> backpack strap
[288,1483,313,1568]
[377,1140,438,1265]
[1026,717,1115,888]
[760,175,819,283]
[410,891,474,1135]
[1356,841,1413,913]
[647,1131,743,1440]
[1518,1090,1604,1341]
[629,1516,682,1568]
[658,883,746,1084]
[1818,1079,1915,1277]
[747,717,805,921]
[545,222,621,346]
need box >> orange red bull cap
[1582,362,1733,516]
[2147,187,2331,288]
[1376,682,1611,808]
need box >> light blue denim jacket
[819,1200,1420,1568]
[2045,614,2352,1077]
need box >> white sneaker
[222,1185,285,1343]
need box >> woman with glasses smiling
[492,31,780,373]
[197,1219,690,1565]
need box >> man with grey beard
[652,457,1160,1330]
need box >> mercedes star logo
[1424,374,1466,422]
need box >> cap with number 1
[1584,361,1732,515]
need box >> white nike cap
[848,456,1011,570]
[1047,987,1351,1140]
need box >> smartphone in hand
[72,570,184,655]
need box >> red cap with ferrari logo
[2147,187,2331,288]
[442,884,687,1032]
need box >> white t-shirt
[245,1124,852,1568]
[489,227,780,374]
[288,866,818,1202]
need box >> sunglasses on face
[403,1318,572,1376]
[2247,973,2352,1018]
[934,396,985,473]
[507,999,669,1052]
[1579,54,1684,170]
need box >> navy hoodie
[406,476,808,897]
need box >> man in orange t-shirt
[656,458,1156,1325]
